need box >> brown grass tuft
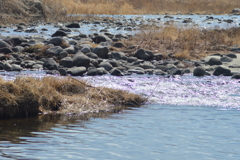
[0,76,146,119]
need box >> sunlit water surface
[0,73,240,159]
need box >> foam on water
[81,75,240,108]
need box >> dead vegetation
[0,76,146,119]
[121,25,240,60]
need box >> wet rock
[206,58,222,66]
[92,46,109,59]
[43,58,58,70]
[183,18,192,23]
[213,66,231,76]
[67,66,86,76]
[59,57,73,68]
[99,61,113,71]
[193,66,206,76]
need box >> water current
[0,72,240,160]
[0,14,240,159]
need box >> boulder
[3,36,27,46]
[0,47,13,54]
[72,53,90,68]
[92,46,109,59]
[225,53,237,58]
[67,67,87,76]
[99,61,113,71]
[110,51,125,60]
[66,23,80,28]
[51,30,68,37]
[113,42,125,48]
[213,66,231,76]
[86,68,108,76]
[207,57,222,66]
[11,64,22,71]
[0,40,11,48]
[59,57,73,68]
[134,49,153,60]
[110,68,124,76]
[45,46,63,56]
[232,74,240,79]
[220,56,233,62]
[48,37,70,48]
[193,66,206,76]
[43,58,58,70]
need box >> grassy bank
[120,26,240,60]
[44,0,240,15]
[0,76,146,119]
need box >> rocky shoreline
[0,20,240,80]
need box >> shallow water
[1,14,239,38]
[0,73,240,159]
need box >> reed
[0,76,146,119]
[43,0,240,15]
[122,25,240,60]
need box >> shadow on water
[0,106,133,144]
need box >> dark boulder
[51,30,68,37]
[67,67,87,76]
[92,46,109,59]
[134,49,153,60]
[193,66,206,76]
[213,66,231,76]
[66,23,80,28]
[207,58,222,66]
[72,53,90,68]
[43,58,58,70]
[59,57,73,68]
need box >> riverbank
[0,76,146,119]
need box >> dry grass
[121,25,240,60]
[0,76,146,119]
[43,0,240,15]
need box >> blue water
[0,104,240,160]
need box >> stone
[3,36,27,46]
[48,37,70,48]
[43,58,58,70]
[51,30,68,37]
[0,47,13,54]
[110,68,124,76]
[134,49,153,60]
[110,51,125,60]
[213,66,231,76]
[67,67,87,76]
[66,22,80,28]
[207,58,222,66]
[59,57,73,68]
[3,62,13,71]
[113,42,125,48]
[225,53,237,58]
[193,66,206,76]
[220,56,233,62]
[92,46,109,59]
[232,74,240,79]
[11,64,22,71]
[99,61,113,71]
[72,53,90,68]
[45,46,63,56]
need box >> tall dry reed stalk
[123,25,240,60]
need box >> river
[0,74,240,159]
